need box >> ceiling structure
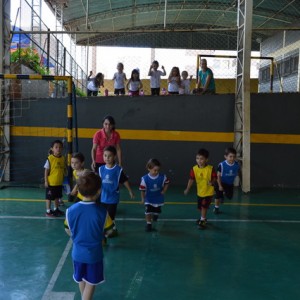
[45,0,300,51]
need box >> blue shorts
[73,260,105,285]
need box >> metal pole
[164,0,167,29]
[47,28,50,72]
[234,0,253,193]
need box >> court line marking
[41,238,74,300]
[1,197,300,207]
[1,215,300,223]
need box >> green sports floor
[0,186,300,300]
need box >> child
[184,148,217,228]
[44,140,66,217]
[87,71,104,96]
[112,63,127,95]
[148,60,166,95]
[70,152,86,202]
[99,145,134,237]
[167,67,181,94]
[180,71,193,94]
[65,170,107,300]
[126,69,143,96]
[214,147,240,214]
[139,159,169,232]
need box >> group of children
[44,140,239,299]
[105,61,194,96]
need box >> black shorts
[46,185,63,200]
[114,88,125,95]
[197,196,213,209]
[101,203,118,220]
[145,204,162,215]
[151,88,160,96]
[215,183,234,200]
[87,89,98,96]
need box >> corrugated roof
[45,0,300,50]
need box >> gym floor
[0,186,300,300]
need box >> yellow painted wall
[99,78,258,95]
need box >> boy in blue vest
[184,148,217,228]
[214,147,240,214]
[65,170,107,300]
[139,158,170,232]
[99,146,134,237]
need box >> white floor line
[41,239,75,300]
[0,215,300,223]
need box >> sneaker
[53,208,65,217]
[107,229,118,238]
[45,210,56,217]
[153,215,159,222]
[59,199,65,206]
[145,223,152,232]
[199,220,207,229]
[213,207,220,214]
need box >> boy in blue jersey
[140,158,170,232]
[65,170,107,300]
[214,147,240,214]
[99,146,134,237]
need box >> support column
[234,0,253,193]
[0,0,11,182]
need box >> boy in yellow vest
[184,148,217,228]
[44,140,66,217]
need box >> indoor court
[1,0,300,299]
[1,186,300,300]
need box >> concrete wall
[10,93,300,188]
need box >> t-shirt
[190,164,217,197]
[198,68,215,92]
[181,79,191,94]
[99,164,128,204]
[93,129,121,164]
[87,80,98,91]
[149,70,165,88]
[129,80,141,92]
[168,77,180,92]
[139,173,169,206]
[113,72,126,89]
[66,202,107,263]
[217,160,240,185]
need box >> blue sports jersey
[140,173,168,206]
[99,164,123,204]
[66,202,106,264]
[218,160,240,185]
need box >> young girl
[70,152,86,202]
[112,63,127,95]
[148,60,166,95]
[180,71,193,94]
[139,158,170,232]
[87,71,104,96]
[126,69,143,96]
[99,146,134,237]
[167,67,181,94]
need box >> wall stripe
[10,126,300,144]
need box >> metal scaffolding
[0,0,11,182]
[234,0,253,193]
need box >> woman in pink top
[91,115,122,173]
